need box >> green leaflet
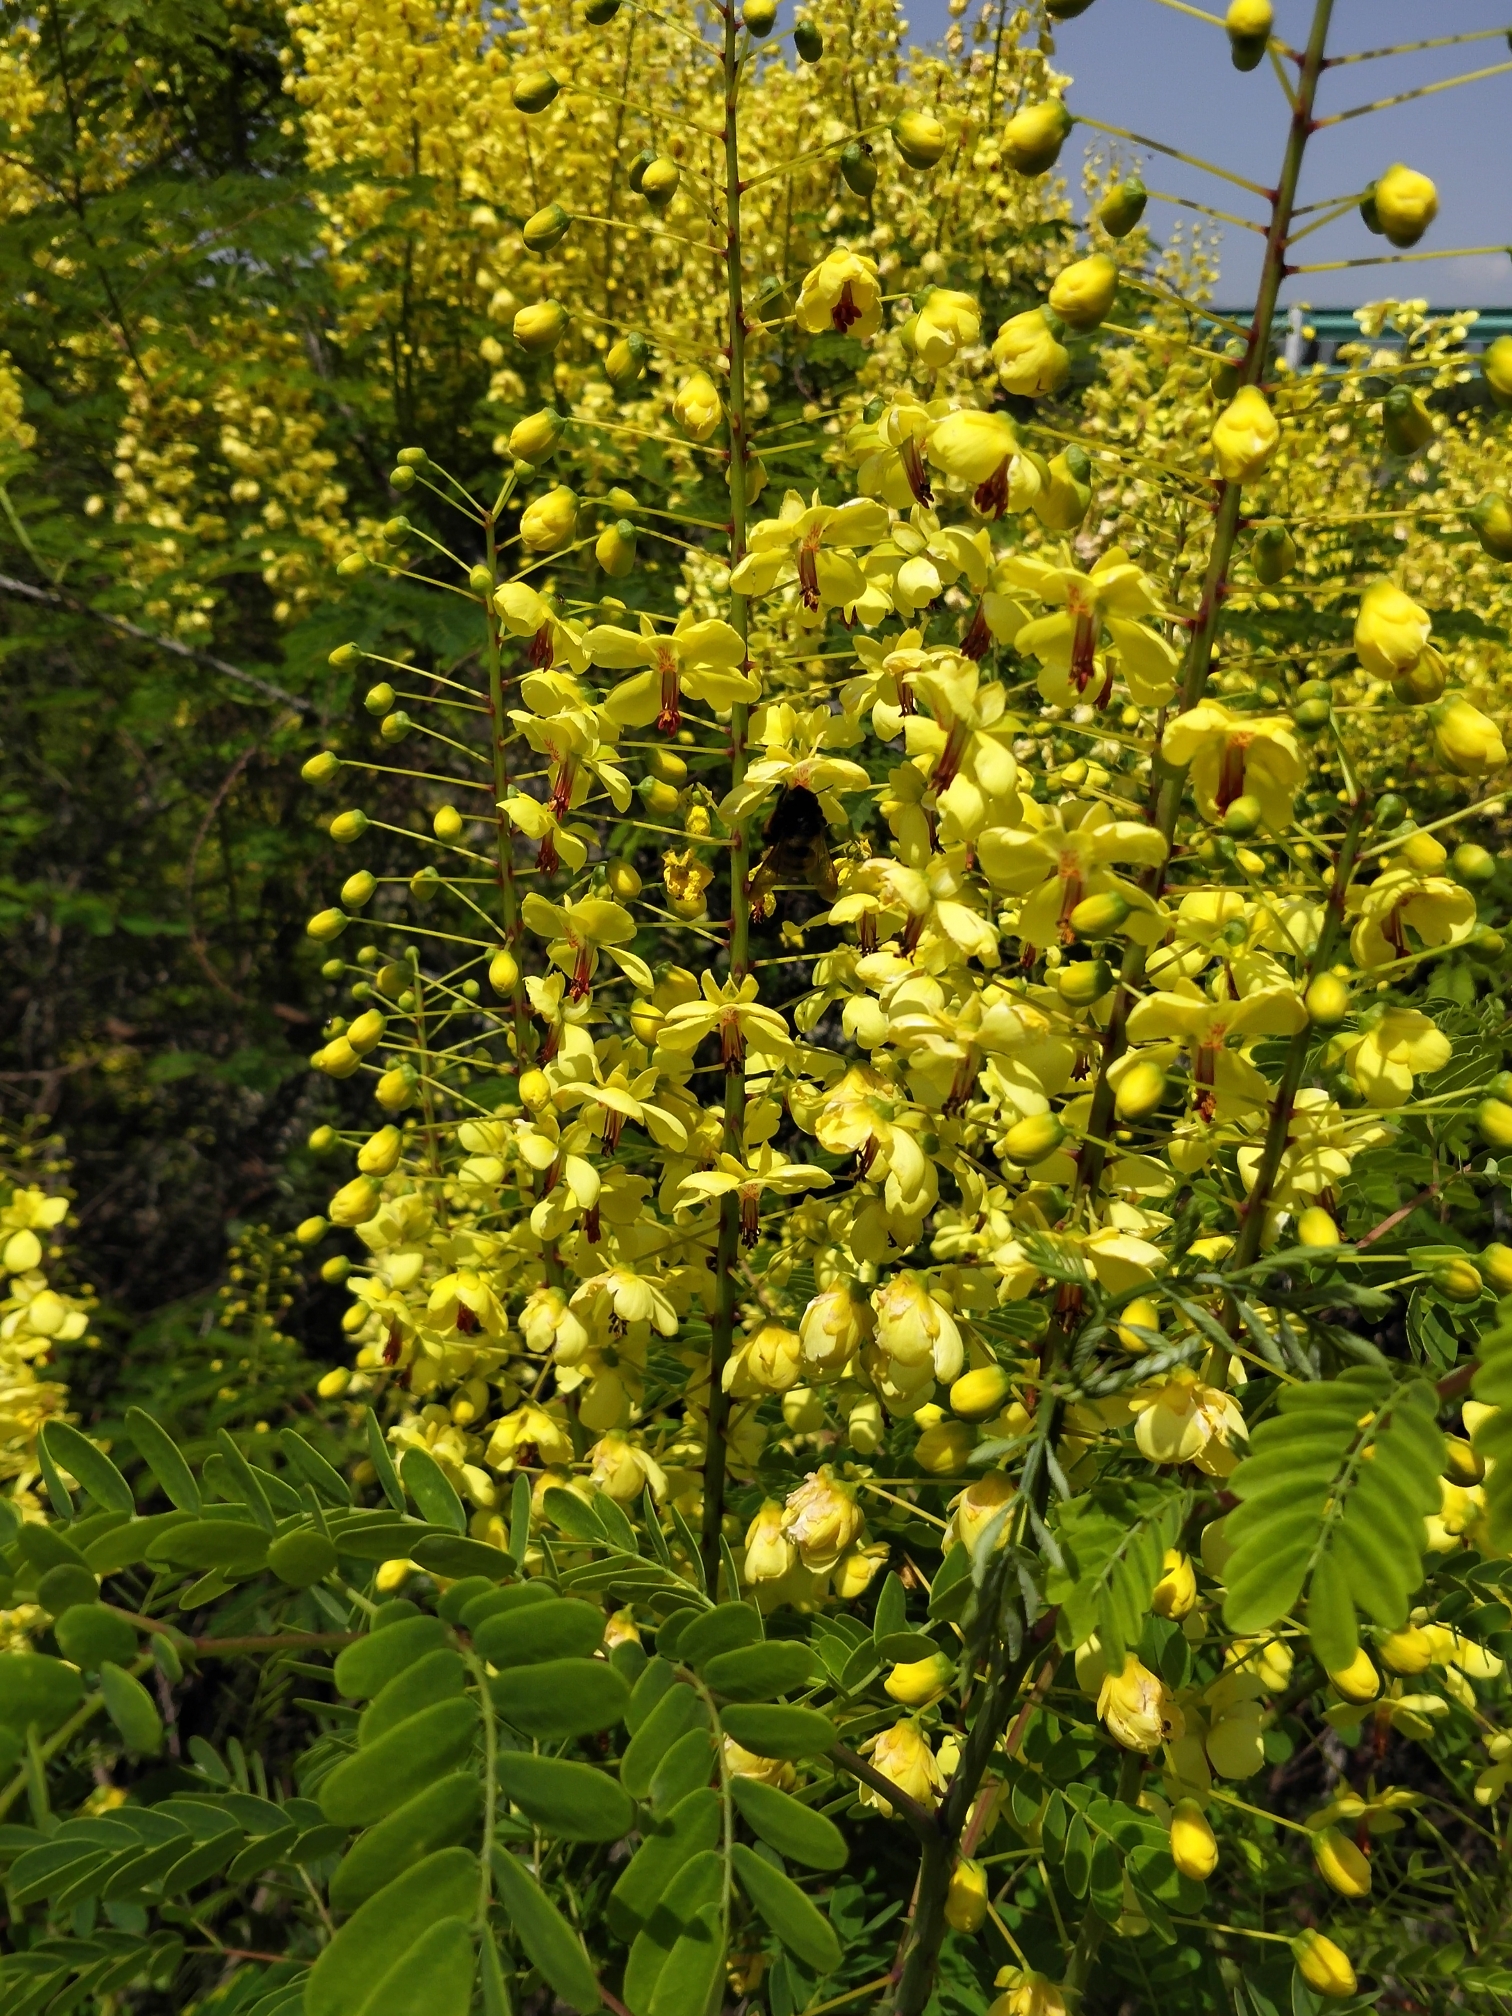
[648,1727,716,1811]
[278,1428,352,1507]
[730,1844,841,1977]
[473,1598,605,1669]
[701,1642,814,1702]
[320,1697,480,1827]
[621,1682,710,1799]
[1045,1481,1188,1665]
[729,1777,847,1871]
[0,1654,85,1734]
[647,1902,725,2016]
[333,1615,449,1699]
[330,1772,482,1913]
[1222,1369,1445,1650]
[480,1927,511,2016]
[1472,1319,1512,1548]
[495,1752,635,1842]
[354,1916,474,2016]
[144,1518,269,1576]
[491,1657,630,1740]
[623,1848,723,2016]
[719,1705,835,1760]
[676,1602,762,1670]
[268,1530,340,1589]
[491,1843,603,2013]
[399,1447,467,1532]
[306,1847,477,2016]
[607,1787,721,1941]
[38,1422,134,1516]
[100,1662,163,1757]
[54,1604,137,1671]
[359,1648,468,1746]
[409,1533,515,1581]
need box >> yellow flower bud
[912,289,981,368]
[1002,99,1072,175]
[340,871,376,910]
[1048,253,1118,332]
[511,69,558,113]
[329,1175,381,1226]
[640,156,681,208]
[630,1000,664,1046]
[1068,890,1130,939]
[1113,1058,1167,1122]
[346,1009,385,1054]
[991,309,1070,397]
[487,949,519,996]
[522,202,571,252]
[1296,1206,1340,1248]
[509,409,563,465]
[1117,1297,1160,1353]
[1483,335,1512,408]
[1169,1797,1218,1880]
[1097,1655,1183,1752]
[520,485,579,552]
[1480,1098,1512,1150]
[513,299,568,355]
[1313,1826,1372,1898]
[1226,0,1272,69]
[1378,1625,1434,1674]
[1098,176,1147,238]
[673,370,723,442]
[306,908,349,944]
[988,1972,1067,2016]
[1033,446,1093,532]
[316,1366,351,1398]
[892,110,948,170]
[1254,518,1296,584]
[744,0,778,34]
[1432,698,1506,777]
[375,1067,415,1113]
[1002,1113,1066,1165]
[1151,1548,1197,1620]
[1431,1258,1482,1303]
[302,751,340,784]
[596,518,638,578]
[1328,1648,1380,1704]
[915,1419,976,1475]
[357,1125,401,1177]
[1304,974,1350,1027]
[885,1651,954,1708]
[1056,958,1112,1007]
[605,332,650,389]
[329,808,369,844]
[1354,579,1430,678]
[950,1364,1013,1421]
[1366,163,1438,248]
[519,1068,552,1111]
[1482,1242,1512,1294]
[945,1858,989,1933]
[605,858,642,900]
[1211,386,1279,483]
[1292,1932,1357,2000]
[294,1215,327,1246]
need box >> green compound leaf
[730,1843,842,1977]
[491,1843,603,2013]
[1046,1480,1188,1667]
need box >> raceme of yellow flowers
[290,1,1512,2008]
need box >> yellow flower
[662,848,714,920]
[1048,253,1117,332]
[885,1651,954,1707]
[858,1719,945,1814]
[947,1470,1017,1555]
[513,298,568,354]
[912,289,981,367]
[1169,1798,1218,1879]
[587,610,757,733]
[989,1972,1067,2016]
[1292,1931,1357,2000]
[586,1433,667,1504]
[672,370,723,441]
[781,1466,864,1571]
[1353,580,1431,678]
[1338,1008,1450,1109]
[1127,1367,1248,1475]
[833,1542,890,1600]
[1152,1548,1197,1620]
[1126,976,1307,1122]
[1348,861,1476,971]
[1432,697,1506,776]
[657,971,795,1071]
[1097,1655,1184,1752]
[990,309,1069,397]
[1211,386,1278,482]
[979,799,1168,951]
[730,489,891,614]
[723,1321,803,1396]
[743,1498,797,1582]
[795,248,883,338]
[871,1272,965,1387]
[1312,1827,1372,1898]
[997,545,1178,708]
[679,1147,831,1249]
[519,484,578,552]
[945,1857,989,1932]
[926,410,1036,520]
[723,1737,797,1789]
[798,1279,873,1380]
[1161,700,1303,832]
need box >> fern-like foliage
[1471,1312,1512,1548]
[1222,1367,1445,1670]
[1047,1481,1188,1666]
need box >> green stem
[1062,1751,1145,2003]
[1074,0,1336,1206]
[465,1646,498,1928]
[481,519,531,1066]
[700,0,753,1598]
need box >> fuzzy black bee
[748,784,838,916]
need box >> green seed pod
[1373,792,1407,830]
[892,110,948,171]
[522,202,573,253]
[1452,842,1497,887]
[512,69,559,114]
[379,710,412,743]
[364,681,395,714]
[341,870,377,910]
[1210,339,1247,401]
[605,331,651,389]
[513,299,569,354]
[1222,794,1264,838]
[1292,696,1331,733]
[1253,518,1297,584]
[1055,959,1113,1007]
[840,141,877,197]
[1113,1058,1167,1122]
[1002,1113,1067,1166]
[1305,974,1351,1026]
[1470,492,1512,561]
[307,909,349,944]
[1226,0,1272,69]
[793,20,823,61]
[467,563,493,594]
[1383,386,1434,456]
[1068,890,1131,940]
[627,147,656,194]
[596,518,638,578]
[509,408,564,465]
[641,156,681,209]
[302,750,341,785]
[744,0,777,36]
[396,446,426,467]
[1097,175,1147,239]
[585,0,621,20]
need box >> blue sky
[902,0,1512,309]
